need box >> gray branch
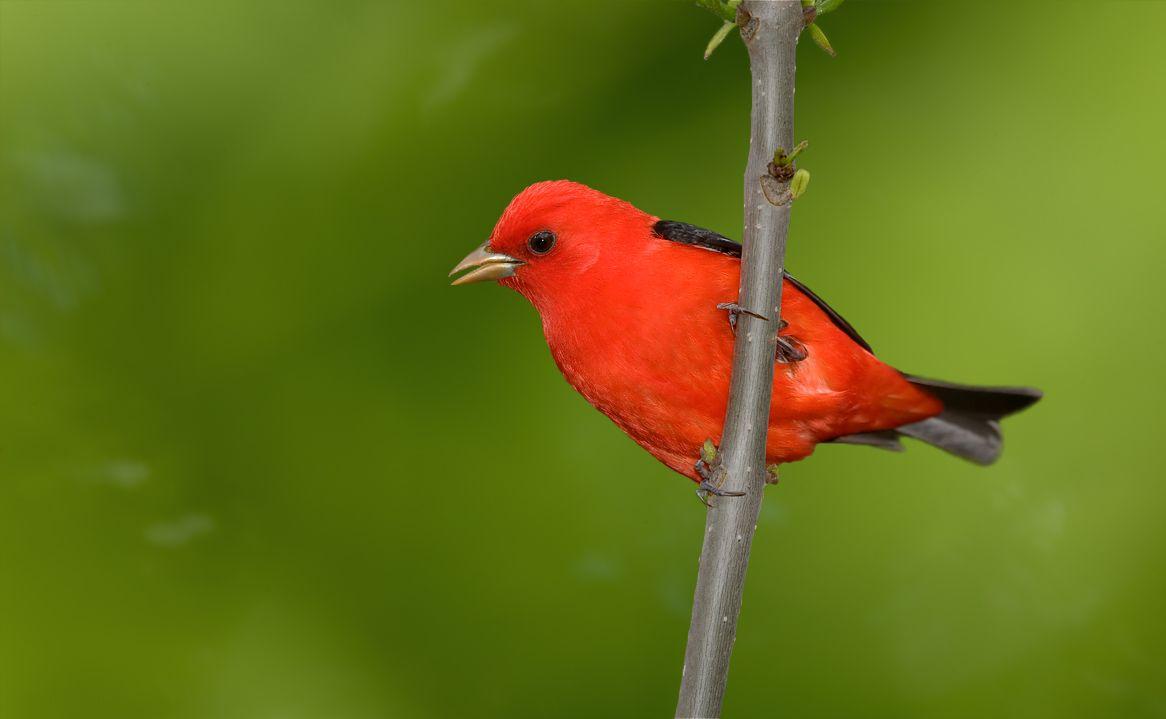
[675,2,802,717]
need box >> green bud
[816,0,846,15]
[786,140,809,163]
[704,20,736,60]
[701,439,718,464]
[807,22,836,57]
[790,169,811,199]
[772,140,808,169]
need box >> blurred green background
[2,1,1164,717]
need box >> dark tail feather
[895,374,1042,465]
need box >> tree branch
[675,2,802,717]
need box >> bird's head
[449,180,654,310]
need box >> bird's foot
[773,319,808,363]
[766,464,781,485]
[694,440,746,506]
[695,458,713,483]
[698,480,746,498]
[776,334,808,363]
[716,303,806,362]
[716,302,769,333]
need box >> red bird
[450,180,1040,483]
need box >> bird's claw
[698,480,746,497]
[776,334,808,363]
[717,302,769,333]
[695,458,713,482]
[771,318,808,363]
[716,307,807,362]
[696,479,747,506]
[695,457,746,505]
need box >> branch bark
[675,2,801,717]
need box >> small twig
[675,2,803,718]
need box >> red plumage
[452,180,1038,481]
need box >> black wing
[651,220,742,257]
[652,219,873,353]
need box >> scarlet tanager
[450,180,1040,483]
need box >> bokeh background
[2,1,1165,717]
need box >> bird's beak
[449,243,524,286]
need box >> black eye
[527,230,556,255]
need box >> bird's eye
[527,230,556,255]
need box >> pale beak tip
[448,242,522,286]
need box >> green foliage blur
[2,1,1165,717]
